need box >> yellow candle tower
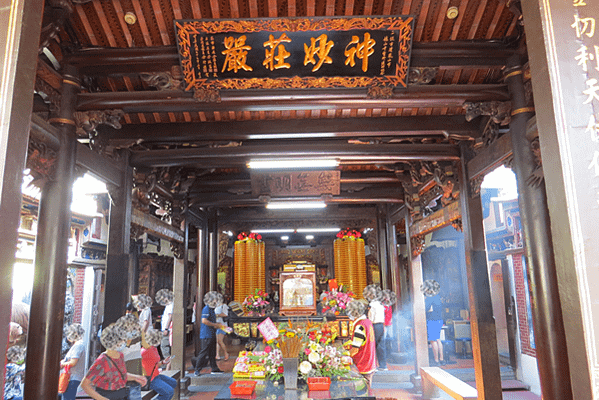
[334,229,367,298]
[234,232,265,303]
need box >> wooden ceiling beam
[64,40,515,74]
[129,142,460,167]
[97,115,479,144]
[78,85,509,113]
[189,188,404,207]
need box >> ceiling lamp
[248,159,339,169]
[251,229,295,234]
[446,6,459,19]
[124,12,137,25]
[296,228,340,233]
[266,201,327,209]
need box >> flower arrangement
[242,289,270,316]
[257,319,349,382]
[298,340,350,379]
[237,232,262,241]
[336,228,362,239]
[320,285,355,316]
[248,346,284,381]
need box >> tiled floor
[181,341,541,400]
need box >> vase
[283,357,298,390]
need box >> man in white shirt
[364,284,387,370]
[156,288,174,368]
[136,294,153,333]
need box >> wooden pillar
[208,210,218,291]
[194,222,207,355]
[520,2,599,396]
[410,255,428,373]
[406,211,429,382]
[458,143,502,399]
[0,1,44,390]
[172,220,188,397]
[103,153,133,326]
[24,65,79,400]
[504,55,572,398]
[376,205,389,288]
[386,208,400,296]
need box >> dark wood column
[208,209,218,291]
[24,65,79,400]
[458,143,502,399]
[504,56,572,398]
[172,218,189,381]
[405,207,428,383]
[0,0,44,385]
[376,205,389,288]
[386,205,400,295]
[194,218,208,355]
[104,153,133,325]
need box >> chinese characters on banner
[250,170,341,197]
[573,2,599,202]
[174,17,414,91]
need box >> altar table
[214,377,376,400]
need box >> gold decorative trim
[504,69,523,79]
[62,79,80,87]
[48,117,76,126]
[511,107,535,116]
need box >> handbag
[96,386,130,400]
[58,365,71,394]
[102,354,131,400]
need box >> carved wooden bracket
[411,235,425,257]
[140,66,184,91]
[408,67,438,85]
[481,119,501,148]
[194,88,221,102]
[130,223,146,240]
[526,137,544,187]
[34,76,61,114]
[367,86,393,99]
[469,174,484,197]
[451,218,463,232]
[73,109,124,138]
[463,101,512,125]
[170,240,185,259]
[27,138,57,183]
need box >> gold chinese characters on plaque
[174,16,414,91]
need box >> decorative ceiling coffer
[174,16,414,91]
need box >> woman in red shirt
[81,324,146,400]
[141,328,176,400]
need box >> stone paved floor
[180,340,541,400]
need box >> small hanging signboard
[250,170,341,197]
[174,16,414,91]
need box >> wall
[520,353,541,396]
[510,254,536,357]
